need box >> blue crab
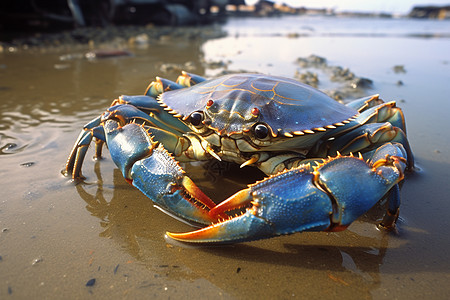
[64,72,413,244]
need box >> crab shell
[158,73,358,138]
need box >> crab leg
[64,103,188,179]
[319,122,413,168]
[355,100,408,135]
[69,74,198,177]
[176,71,206,87]
[64,115,104,179]
[82,73,205,171]
[64,100,218,180]
[346,95,405,132]
[166,143,407,244]
[345,94,384,112]
[312,100,414,169]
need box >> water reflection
[0,29,213,159]
[74,157,405,298]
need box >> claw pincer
[103,119,218,226]
[167,145,406,243]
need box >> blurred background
[1,0,450,29]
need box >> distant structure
[409,5,450,19]
[224,1,393,18]
[0,0,238,28]
[225,0,329,17]
[5,0,449,29]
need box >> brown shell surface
[158,74,358,136]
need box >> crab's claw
[167,143,407,244]
[103,120,222,226]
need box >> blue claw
[167,143,407,243]
[167,168,332,243]
[103,120,219,226]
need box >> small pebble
[86,278,96,287]
[20,162,35,167]
[85,49,132,59]
[54,64,70,70]
[2,143,17,151]
[32,257,43,265]
[393,65,406,73]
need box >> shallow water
[1,16,450,299]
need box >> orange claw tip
[209,189,252,217]
[165,225,222,243]
[180,176,228,220]
[181,176,216,209]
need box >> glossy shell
[158,74,358,136]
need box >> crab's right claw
[103,120,224,226]
[167,143,408,244]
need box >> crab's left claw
[166,165,335,243]
[167,143,408,244]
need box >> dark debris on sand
[0,25,226,53]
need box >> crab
[64,72,413,244]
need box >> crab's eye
[254,123,269,139]
[189,112,204,127]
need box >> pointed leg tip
[61,169,70,177]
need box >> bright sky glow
[246,0,450,14]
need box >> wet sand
[1,16,450,299]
